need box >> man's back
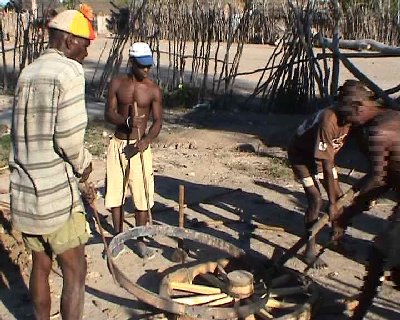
[367,109,400,188]
[10,49,90,235]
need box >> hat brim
[132,56,153,66]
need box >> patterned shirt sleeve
[54,73,92,177]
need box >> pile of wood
[249,0,326,113]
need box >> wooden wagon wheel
[108,225,319,320]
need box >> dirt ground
[1,36,400,320]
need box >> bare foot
[304,251,328,269]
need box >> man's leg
[350,246,385,320]
[291,162,326,268]
[30,250,52,320]
[110,206,126,256]
[303,183,326,268]
[56,244,87,320]
[135,209,148,227]
[111,206,124,234]
[134,210,155,259]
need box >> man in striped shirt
[9,7,95,320]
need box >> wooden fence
[1,0,400,113]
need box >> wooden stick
[276,187,356,266]
[266,298,297,309]
[169,282,221,295]
[173,293,227,305]
[84,181,117,283]
[134,102,153,225]
[178,184,185,248]
[256,308,274,319]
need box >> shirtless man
[104,42,163,258]
[288,80,377,269]
[327,105,400,319]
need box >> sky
[0,0,8,6]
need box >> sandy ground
[0,36,400,320]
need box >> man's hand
[122,137,150,159]
[126,114,145,129]
[79,181,97,204]
[136,136,150,152]
[79,162,92,183]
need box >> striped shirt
[9,49,92,235]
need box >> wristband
[126,116,131,128]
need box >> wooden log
[173,293,227,305]
[169,282,221,295]
[337,51,400,110]
[318,37,400,54]
[317,52,400,59]
[227,270,254,299]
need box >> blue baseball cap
[128,42,153,66]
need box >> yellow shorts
[105,135,154,210]
[22,211,89,255]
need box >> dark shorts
[288,147,321,178]
[374,205,400,268]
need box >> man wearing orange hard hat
[9,5,95,320]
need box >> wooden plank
[170,282,222,295]
[205,296,234,306]
[173,293,227,305]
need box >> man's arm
[104,78,127,126]
[353,125,391,204]
[137,86,163,151]
[315,114,339,205]
[54,74,92,178]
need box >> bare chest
[116,81,153,108]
